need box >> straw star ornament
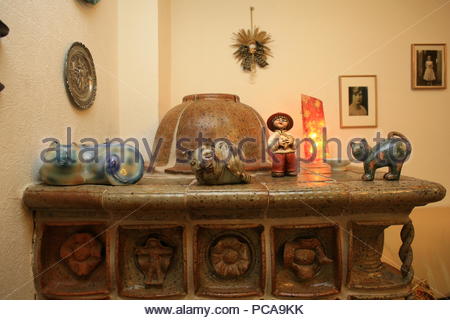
[232,7,273,72]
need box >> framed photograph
[411,43,446,89]
[339,75,377,128]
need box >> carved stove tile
[117,225,186,298]
[37,223,110,298]
[194,224,264,298]
[271,224,341,298]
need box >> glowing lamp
[301,94,329,161]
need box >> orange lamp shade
[301,94,329,161]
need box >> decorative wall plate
[0,20,9,38]
[1,20,8,92]
[64,42,97,109]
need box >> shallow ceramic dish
[324,159,351,171]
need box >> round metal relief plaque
[64,42,97,109]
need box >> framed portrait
[339,75,377,128]
[411,43,447,89]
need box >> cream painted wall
[158,0,172,121]
[118,0,159,159]
[0,0,119,299]
[168,0,450,296]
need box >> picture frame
[339,75,377,128]
[411,43,446,89]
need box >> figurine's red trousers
[271,152,297,174]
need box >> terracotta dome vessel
[153,93,271,173]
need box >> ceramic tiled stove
[23,165,445,299]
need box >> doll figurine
[267,113,297,177]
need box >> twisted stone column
[399,221,414,283]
